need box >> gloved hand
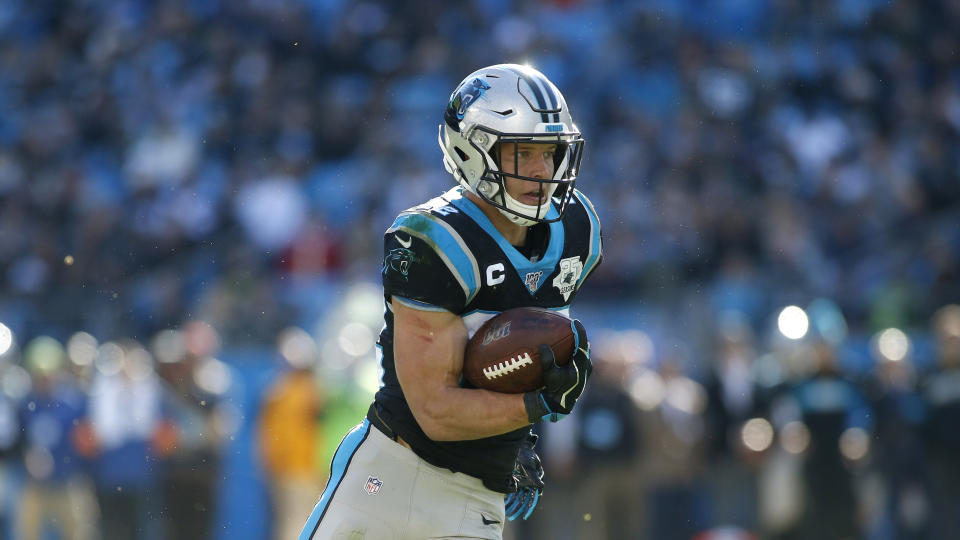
[504,433,544,521]
[523,319,591,423]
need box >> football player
[299,64,602,539]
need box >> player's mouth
[518,191,546,206]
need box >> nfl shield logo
[364,476,383,495]
[524,271,543,293]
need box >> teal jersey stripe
[450,193,564,294]
[574,189,602,284]
[387,211,481,304]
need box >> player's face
[499,142,557,207]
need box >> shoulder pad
[571,189,602,284]
[386,210,481,305]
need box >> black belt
[367,402,403,443]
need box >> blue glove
[504,433,544,521]
[523,319,592,423]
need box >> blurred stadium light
[839,426,870,462]
[742,417,775,453]
[806,298,848,346]
[23,336,65,374]
[193,356,232,396]
[874,327,911,363]
[336,322,375,358]
[0,322,12,356]
[934,304,960,338]
[314,280,384,393]
[777,306,809,340]
[151,328,186,364]
[66,331,98,367]
[94,341,125,377]
[0,363,30,401]
[779,421,811,455]
[629,369,665,411]
[122,342,155,381]
[277,326,319,369]
[664,376,708,416]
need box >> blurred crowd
[520,302,960,540]
[0,317,377,540]
[0,321,231,540]
[1,0,959,539]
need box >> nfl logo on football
[364,476,383,495]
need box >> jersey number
[434,205,459,216]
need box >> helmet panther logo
[448,78,491,122]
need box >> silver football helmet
[438,64,584,226]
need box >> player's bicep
[392,297,467,423]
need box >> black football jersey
[370,186,602,492]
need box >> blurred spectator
[571,349,642,540]
[782,340,873,540]
[151,323,228,540]
[87,340,177,540]
[0,356,24,539]
[523,414,576,540]
[17,336,99,540]
[703,317,762,531]
[920,304,960,540]
[256,329,326,540]
[0,377,17,537]
[638,355,711,540]
[864,340,929,539]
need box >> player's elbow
[418,420,454,441]
[414,401,461,441]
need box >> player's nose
[529,155,552,179]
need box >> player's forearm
[393,301,531,440]
[414,386,529,441]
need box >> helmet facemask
[472,129,584,226]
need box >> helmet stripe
[535,74,558,110]
[524,78,550,123]
[506,66,551,123]
[532,75,563,124]
[538,78,561,123]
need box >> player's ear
[538,344,556,371]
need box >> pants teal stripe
[297,420,371,540]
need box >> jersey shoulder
[563,188,603,281]
[382,191,482,312]
[565,188,602,230]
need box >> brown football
[463,307,576,394]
